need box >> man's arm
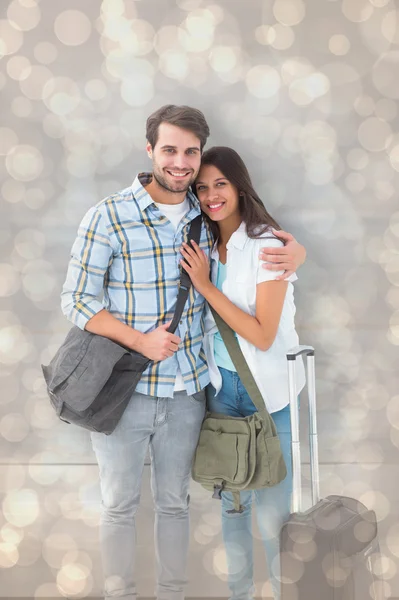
[259,228,306,280]
[85,310,180,361]
[61,206,113,328]
[61,207,180,361]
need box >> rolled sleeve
[61,207,113,330]
[256,237,298,284]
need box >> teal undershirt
[213,261,237,372]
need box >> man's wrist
[126,329,146,353]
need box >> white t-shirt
[154,198,189,392]
[203,222,306,413]
[154,198,189,230]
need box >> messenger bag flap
[61,343,149,412]
[42,328,130,407]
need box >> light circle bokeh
[85,79,108,101]
[329,34,351,56]
[246,65,281,98]
[270,24,295,50]
[19,65,53,101]
[0,19,24,56]
[21,260,57,303]
[54,10,92,46]
[0,264,20,297]
[372,52,399,100]
[42,76,81,116]
[381,10,399,45]
[273,0,306,26]
[6,55,31,81]
[5,145,44,182]
[34,41,58,65]
[0,543,19,569]
[0,413,30,443]
[2,489,40,528]
[342,0,374,23]
[7,0,40,32]
[358,117,392,152]
[209,46,238,73]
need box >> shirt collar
[131,172,201,214]
[210,222,248,260]
[227,221,248,250]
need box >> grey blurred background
[0,0,399,597]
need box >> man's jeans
[91,389,206,600]
[207,368,293,600]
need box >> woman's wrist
[198,281,214,299]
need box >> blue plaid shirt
[61,173,213,397]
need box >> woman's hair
[194,146,281,242]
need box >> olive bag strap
[209,307,278,439]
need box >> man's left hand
[259,229,306,280]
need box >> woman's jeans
[207,368,293,600]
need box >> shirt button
[180,320,183,324]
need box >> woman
[180,146,305,600]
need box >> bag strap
[167,215,202,334]
[209,306,276,431]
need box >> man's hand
[260,229,306,280]
[136,322,181,361]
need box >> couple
[61,105,306,600]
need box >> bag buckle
[212,483,224,500]
[226,506,245,514]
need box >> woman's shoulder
[247,226,284,249]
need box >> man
[61,105,306,600]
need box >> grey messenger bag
[41,215,202,435]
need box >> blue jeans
[207,368,293,600]
[91,389,206,600]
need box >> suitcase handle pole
[287,346,320,513]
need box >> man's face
[147,122,202,194]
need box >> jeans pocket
[187,390,206,405]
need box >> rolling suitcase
[280,346,385,600]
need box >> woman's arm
[180,241,287,351]
[202,280,287,351]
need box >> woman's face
[195,164,240,223]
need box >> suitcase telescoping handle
[287,345,320,513]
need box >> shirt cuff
[69,300,105,331]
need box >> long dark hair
[194,146,281,243]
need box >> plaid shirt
[61,173,213,398]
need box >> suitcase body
[280,347,385,600]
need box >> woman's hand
[180,240,212,295]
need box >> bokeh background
[1,0,399,597]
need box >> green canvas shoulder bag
[192,308,287,513]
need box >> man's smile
[166,170,191,179]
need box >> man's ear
[146,142,153,159]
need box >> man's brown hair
[146,105,210,151]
